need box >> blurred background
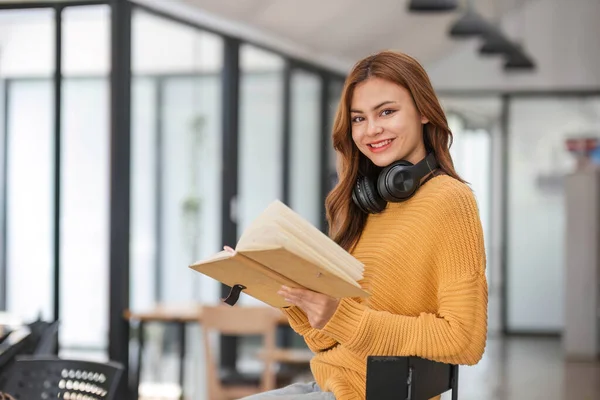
[0,0,598,399]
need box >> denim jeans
[237,381,336,400]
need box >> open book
[189,200,370,308]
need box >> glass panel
[131,9,224,311]
[326,79,344,192]
[59,5,110,356]
[2,8,55,321]
[441,96,501,333]
[0,79,4,309]
[6,81,54,322]
[61,77,109,351]
[506,97,599,332]
[132,10,222,75]
[62,6,110,76]
[289,69,322,227]
[443,103,494,265]
[130,77,157,312]
[0,9,54,77]
[238,45,284,306]
[160,76,222,305]
[131,9,224,398]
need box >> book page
[190,250,235,266]
[237,200,364,282]
[240,248,369,299]
[238,223,356,286]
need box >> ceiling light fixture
[504,46,536,71]
[408,0,458,12]
[503,0,536,71]
[449,8,491,38]
[479,28,516,56]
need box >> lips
[367,138,394,152]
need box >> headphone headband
[352,152,439,214]
[411,152,439,181]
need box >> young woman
[240,50,488,400]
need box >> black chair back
[0,319,60,390]
[0,327,33,390]
[33,321,60,355]
[366,356,458,400]
[3,356,123,400]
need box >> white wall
[427,0,600,91]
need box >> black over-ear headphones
[351,152,439,214]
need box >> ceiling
[178,0,526,72]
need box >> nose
[366,119,383,137]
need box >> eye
[351,116,364,123]
[380,109,396,116]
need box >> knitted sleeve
[282,306,338,353]
[318,183,488,365]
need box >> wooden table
[124,305,291,400]
[124,304,289,324]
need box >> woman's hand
[278,286,339,329]
[223,246,339,329]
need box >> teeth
[370,139,391,148]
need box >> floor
[443,336,600,400]
[137,334,600,400]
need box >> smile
[368,139,394,152]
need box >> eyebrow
[350,100,397,114]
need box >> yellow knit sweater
[283,175,488,400]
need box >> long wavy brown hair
[325,50,465,251]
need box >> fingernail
[281,285,289,290]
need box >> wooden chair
[201,305,283,400]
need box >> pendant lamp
[408,0,458,12]
[504,46,536,71]
[449,8,491,38]
[479,28,516,56]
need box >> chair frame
[365,356,458,400]
[201,305,283,400]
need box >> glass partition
[289,69,322,227]
[2,8,55,323]
[131,8,224,308]
[237,44,285,247]
[441,96,501,334]
[130,9,225,397]
[326,79,344,191]
[60,4,110,359]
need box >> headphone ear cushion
[378,161,418,202]
[352,175,387,214]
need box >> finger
[282,294,301,308]
[277,289,306,308]
[223,246,235,253]
[281,286,313,299]
[277,288,299,302]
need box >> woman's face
[350,77,428,168]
